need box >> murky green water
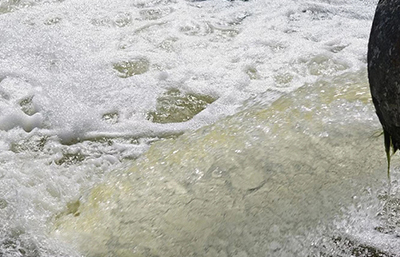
[53,69,397,256]
[147,89,216,124]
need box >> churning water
[1,0,397,256]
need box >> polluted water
[0,0,398,256]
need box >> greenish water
[147,89,216,124]
[113,59,150,78]
[53,70,396,256]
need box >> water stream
[54,69,400,256]
[1,0,396,256]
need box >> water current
[1,0,397,256]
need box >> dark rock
[368,0,400,154]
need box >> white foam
[0,0,381,255]
[0,0,378,143]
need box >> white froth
[0,0,382,256]
[0,0,377,140]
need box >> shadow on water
[53,70,400,256]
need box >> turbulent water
[1,0,397,256]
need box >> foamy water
[0,0,389,256]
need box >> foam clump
[0,111,43,132]
[0,76,43,132]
